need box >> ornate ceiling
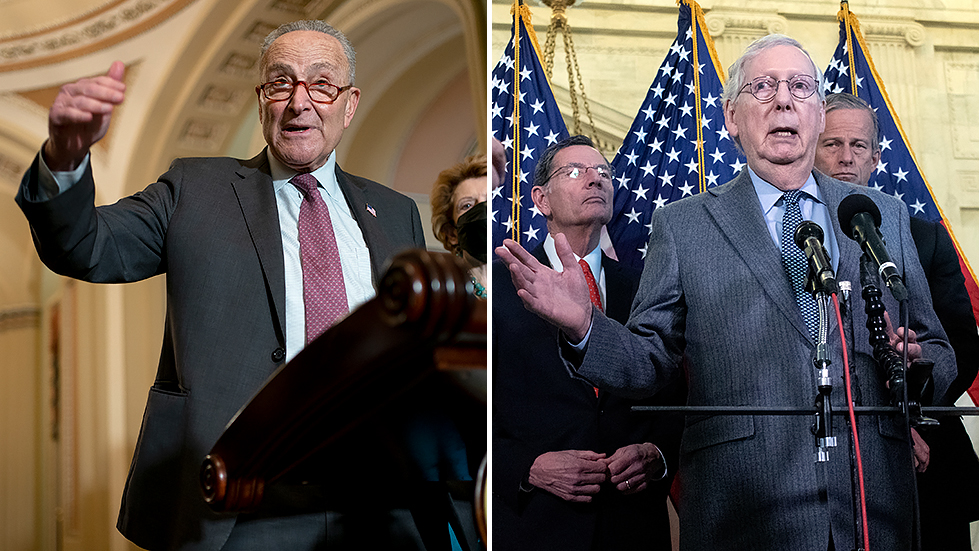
[0,0,195,72]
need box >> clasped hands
[528,443,664,502]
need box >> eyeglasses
[547,163,613,183]
[739,74,818,102]
[257,79,353,104]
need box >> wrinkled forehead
[824,108,876,142]
[260,31,348,80]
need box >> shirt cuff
[519,473,534,493]
[36,151,89,200]
[567,317,593,352]
[651,445,668,481]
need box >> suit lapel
[602,255,633,323]
[335,166,390,285]
[231,151,286,346]
[704,171,811,341]
[817,172,864,306]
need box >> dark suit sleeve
[577,210,687,399]
[16,153,175,282]
[492,428,539,511]
[912,218,978,401]
[602,256,685,486]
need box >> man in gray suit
[497,34,955,550]
[17,20,426,551]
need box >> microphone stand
[796,220,840,464]
[809,282,836,464]
[806,260,859,550]
[859,252,933,551]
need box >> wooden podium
[198,249,486,536]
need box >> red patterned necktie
[292,173,348,344]
[579,258,602,397]
[579,258,603,311]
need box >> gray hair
[825,92,881,153]
[721,34,825,108]
[532,135,603,189]
[260,20,356,85]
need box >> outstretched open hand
[495,234,593,342]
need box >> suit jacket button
[271,347,286,362]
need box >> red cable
[833,293,871,551]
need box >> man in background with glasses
[17,20,427,551]
[493,135,683,550]
[497,35,954,550]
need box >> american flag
[822,2,978,402]
[490,1,568,251]
[605,0,744,272]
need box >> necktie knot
[782,190,803,208]
[292,173,319,201]
[783,189,803,207]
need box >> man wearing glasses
[493,135,683,551]
[497,35,954,549]
[17,20,425,551]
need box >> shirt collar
[269,149,340,200]
[543,233,602,279]
[748,166,824,212]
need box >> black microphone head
[793,220,824,250]
[837,194,882,232]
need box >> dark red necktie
[579,258,602,397]
[292,173,348,344]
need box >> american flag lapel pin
[365,203,377,217]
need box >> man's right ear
[531,185,550,218]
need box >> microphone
[794,221,838,295]
[837,194,908,302]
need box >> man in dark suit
[497,35,956,550]
[493,135,683,550]
[815,92,978,550]
[16,20,427,551]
